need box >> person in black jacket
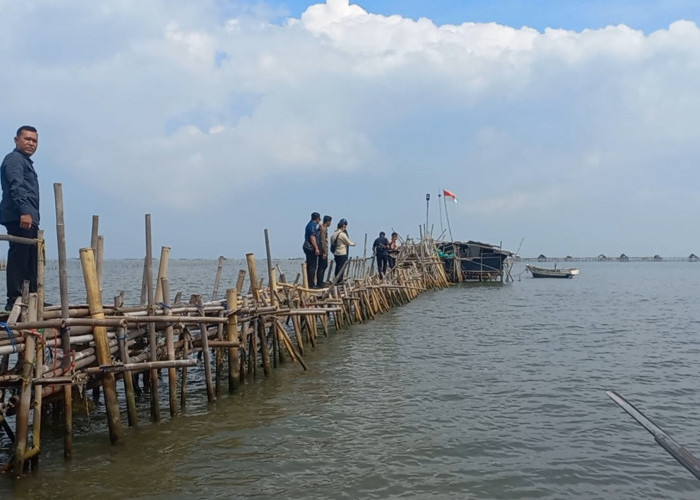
[0,126,40,311]
[372,231,389,279]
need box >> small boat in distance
[526,264,580,279]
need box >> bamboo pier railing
[0,187,452,478]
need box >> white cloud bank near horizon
[0,0,698,258]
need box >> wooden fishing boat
[526,264,580,278]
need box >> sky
[1,0,699,260]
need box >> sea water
[2,259,700,499]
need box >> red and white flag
[443,189,458,203]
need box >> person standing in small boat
[331,218,355,284]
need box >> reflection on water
[2,261,700,498]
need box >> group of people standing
[303,212,401,289]
[372,231,400,279]
[303,212,355,289]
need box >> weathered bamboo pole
[28,301,45,468]
[180,327,190,410]
[84,359,196,374]
[116,325,138,426]
[258,317,271,376]
[162,278,177,417]
[144,214,160,422]
[236,270,246,295]
[197,297,215,402]
[12,294,38,476]
[247,320,257,378]
[55,183,74,458]
[36,230,45,320]
[80,248,124,444]
[154,246,170,304]
[90,215,99,290]
[291,314,305,353]
[226,288,239,393]
[263,229,281,366]
[212,256,225,301]
[246,253,260,303]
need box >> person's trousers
[305,249,320,287]
[4,221,38,309]
[334,254,349,283]
[388,255,396,270]
[317,257,328,286]
[376,253,388,277]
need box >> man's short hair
[323,215,332,224]
[379,231,386,237]
[16,125,37,137]
[311,212,320,221]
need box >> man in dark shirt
[373,231,389,279]
[303,212,321,288]
[0,126,40,311]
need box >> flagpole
[444,192,454,242]
[438,189,444,235]
[425,193,430,236]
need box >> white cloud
[0,1,698,257]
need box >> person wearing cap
[317,215,332,287]
[372,231,390,279]
[330,218,355,284]
[302,212,321,288]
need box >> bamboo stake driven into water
[80,248,124,444]
[144,214,160,422]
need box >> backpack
[330,234,338,254]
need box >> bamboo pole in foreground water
[226,288,240,392]
[144,215,160,422]
[54,183,73,459]
[80,248,124,444]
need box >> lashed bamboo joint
[0,186,450,478]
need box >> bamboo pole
[236,270,246,295]
[12,294,38,476]
[144,214,160,422]
[117,325,138,426]
[258,317,271,376]
[162,278,177,417]
[212,256,225,301]
[246,253,260,303]
[197,298,215,402]
[154,246,170,304]
[80,248,124,444]
[179,327,190,410]
[226,289,239,393]
[28,295,44,468]
[54,184,75,458]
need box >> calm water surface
[2,260,700,498]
